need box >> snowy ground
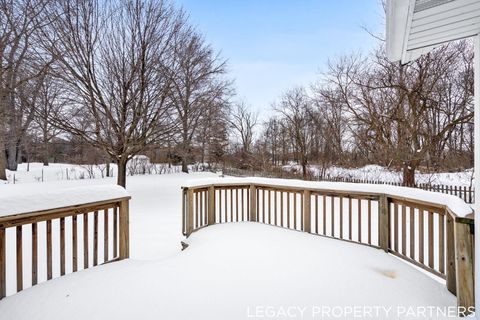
[0,171,465,319]
[0,223,460,320]
[283,164,474,187]
[3,162,185,184]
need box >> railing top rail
[182,177,474,219]
[0,197,130,228]
[0,184,130,220]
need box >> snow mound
[0,184,129,217]
[0,223,459,320]
[184,177,473,218]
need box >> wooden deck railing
[0,196,130,299]
[182,179,474,312]
[219,167,475,204]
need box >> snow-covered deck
[0,223,460,320]
[0,172,471,319]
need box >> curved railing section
[182,177,474,311]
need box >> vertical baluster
[262,189,266,223]
[315,194,319,233]
[230,189,233,222]
[439,213,445,274]
[113,206,118,258]
[84,213,89,268]
[410,207,415,260]
[419,209,424,264]
[274,191,278,226]
[331,196,335,237]
[195,192,199,226]
[323,195,327,235]
[287,192,291,229]
[32,222,37,285]
[268,190,271,224]
[205,191,208,225]
[300,192,304,230]
[16,226,22,292]
[280,191,284,227]
[402,205,407,256]
[428,211,434,269]
[394,203,399,252]
[293,192,297,230]
[242,188,245,221]
[256,189,259,223]
[348,197,352,240]
[72,215,77,272]
[367,199,372,245]
[104,209,109,262]
[339,196,343,239]
[236,189,239,222]
[218,190,222,223]
[0,227,5,298]
[94,211,98,266]
[60,217,65,276]
[47,220,52,280]
[358,199,362,242]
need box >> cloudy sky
[174,0,384,118]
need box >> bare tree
[32,73,64,165]
[275,87,314,179]
[42,0,179,186]
[0,0,51,179]
[324,42,473,185]
[169,27,229,173]
[229,101,257,169]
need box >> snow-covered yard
[0,171,465,319]
[283,164,474,187]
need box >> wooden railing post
[378,195,389,252]
[303,190,311,233]
[446,213,456,295]
[249,185,257,222]
[208,186,215,225]
[0,227,5,300]
[119,199,130,260]
[454,217,474,313]
[186,188,194,236]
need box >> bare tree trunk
[181,158,188,173]
[106,162,110,177]
[301,160,307,179]
[43,138,49,166]
[0,136,6,180]
[402,163,416,187]
[117,157,128,187]
[0,91,6,180]
[6,140,18,170]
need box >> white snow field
[283,164,474,187]
[0,172,465,319]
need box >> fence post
[208,186,215,225]
[186,189,194,236]
[119,198,130,260]
[454,217,474,313]
[249,185,257,222]
[378,195,389,252]
[446,213,456,295]
[0,227,5,299]
[303,190,311,233]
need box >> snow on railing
[0,185,131,299]
[181,177,474,311]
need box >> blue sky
[174,0,385,117]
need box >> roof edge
[386,0,414,62]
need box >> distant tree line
[0,0,474,187]
[250,41,474,185]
